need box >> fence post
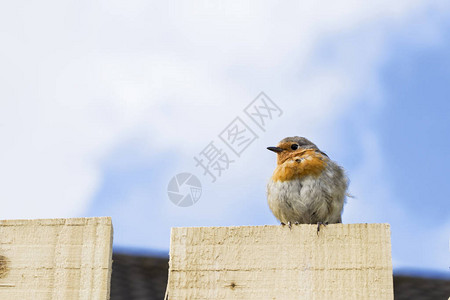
[166,224,393,299]
[0,217,113,299]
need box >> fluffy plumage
[267,136,348,225]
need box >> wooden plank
[166,224,393,300]
[0,217,113,299]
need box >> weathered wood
[0,217,113,299]
[166,224,393,300]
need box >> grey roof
[111,253,450,300]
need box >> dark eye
[291,144,299,150]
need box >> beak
[267,146,284,153]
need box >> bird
[266,136,348,232]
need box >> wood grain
[0,217,113,299]
[166,224,393,300]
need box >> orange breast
[271,150,327,182]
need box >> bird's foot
[316,221,329,235]
[282,222,297,230]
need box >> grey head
[267,136,327,157]
[278,136,319,150]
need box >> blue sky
[377,27,450,272]
[381,29,450,222]
[1,1,449,276]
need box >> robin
[267,136,348,232]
